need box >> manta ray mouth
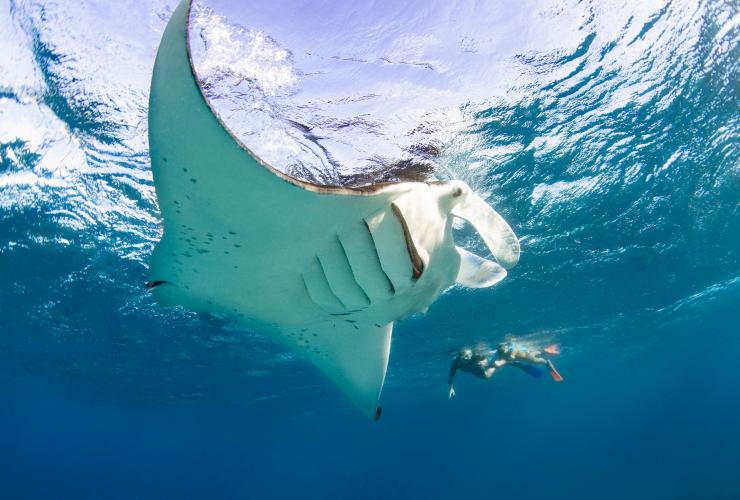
[391,203,425,280]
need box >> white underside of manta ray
[147,0,520,419]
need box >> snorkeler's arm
[493,358,508,368]
[448,360,458,398]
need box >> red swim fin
[544,344,560,355]
[549,366,564,382]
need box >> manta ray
[147,0,520,419]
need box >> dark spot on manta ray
[145,280,169,289]
[182,167,187,172]
[197,249,208,254]
[163,157,167,162]
[228,231,237,235]
[190,178,197,183]
[234,244,241,248]
[224,251,230,254]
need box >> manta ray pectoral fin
[455,246,507,288]
[451,191,520,269]
[299,321,393,418]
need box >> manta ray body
[148,0,520,418]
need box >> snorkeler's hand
[448,386,456,399]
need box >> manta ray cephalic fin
[455,246,507,288]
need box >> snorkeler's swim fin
[544,344,560,355]
[548,365,564,382]
[513,362,544,379]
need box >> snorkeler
[448,342,563,398]
[447,347,495,399]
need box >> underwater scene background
[1,0,738,498]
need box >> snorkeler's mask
[498,342,512,355]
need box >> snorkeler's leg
[527,353,549,366]
[483,366,497,379]
[523,353,563,381]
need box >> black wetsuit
[448,353,492,380]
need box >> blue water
[1,1,738,499]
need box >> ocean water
[1,0,738,499]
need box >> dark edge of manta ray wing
[182,0,404,196]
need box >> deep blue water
[1,1,738,499]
